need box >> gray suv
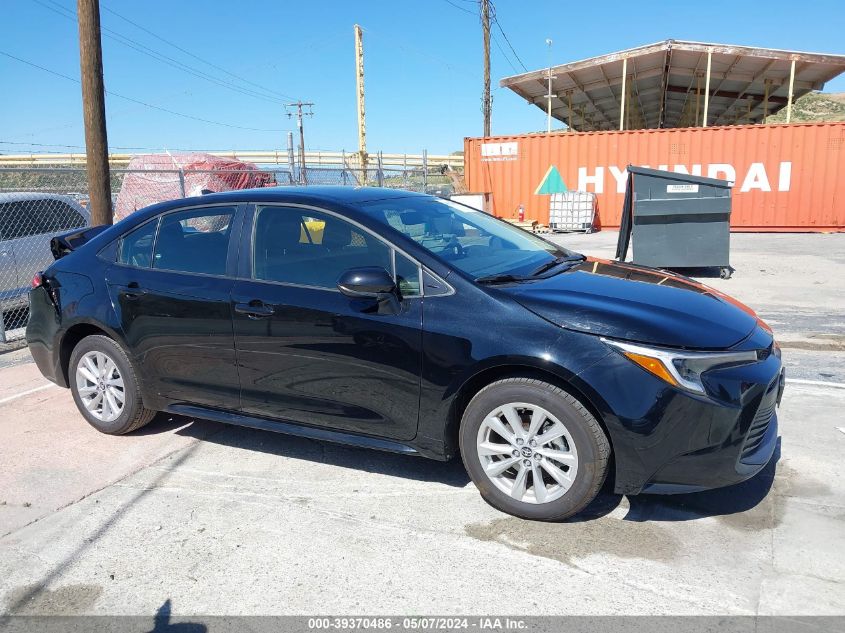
[1,193,89,333]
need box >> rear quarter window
[118,219,158,268]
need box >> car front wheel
[69,335,156,435]
[459,377,610,521]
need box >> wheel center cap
[98,381,105,391]
[521,446,533,458]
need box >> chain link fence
[0,162,458,343]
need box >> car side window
[153,207,235,275]
[0,199,85,240]
[395,251,421,298]
[43,201,86,233]
[0,201,31,240]
[253,206,391,289]
[118,219,158,268]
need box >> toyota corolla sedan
[26,187,784,520]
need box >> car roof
[177,186,432,206]
[0,192,89,218]
[0,192,88,208]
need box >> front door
[106,204,242,409]
[231,204,423,441]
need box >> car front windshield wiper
[529,253,586,277]
[474,273,532,285]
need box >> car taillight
[31,272,44,289]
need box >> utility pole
[480,0,491,137]
[285,102,313,185]
[354,25,368,183]
[77,0,112,225]
[286,131,295,183]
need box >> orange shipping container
[464,122,845,231]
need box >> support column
[763,79,770,121]
[786,59,796,123]
[702,50,712,127]
[694,74,701,127]
[619,57,627,131]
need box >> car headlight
[602,338,758,395]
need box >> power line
[493,20,527,71]
[99,2,295,101]
[7,88,196,140]
[442,0,476,15]
[362,26,477,80]
[441,0,525,76]
[489,2,527,72]
[31,0,293,104]
[491,34,519,74]
[0,49,287,132]
[35,0,286,103]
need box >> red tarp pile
[114,152,274,220]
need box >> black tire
[459,377,610,521]
[68,334,156,435]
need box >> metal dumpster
[615,166,733,278]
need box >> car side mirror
[337,267,396,299]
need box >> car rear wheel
[459,377,610,521]
[69,335,155,435]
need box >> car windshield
[359,196,575,279]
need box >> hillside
[766,91,845,123]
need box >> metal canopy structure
[500,40,845,131]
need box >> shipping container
[464,122,845,231]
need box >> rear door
[231,204,423,441]
[0,201,28,304]
[106,204,243,409]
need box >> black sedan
[26,187,784,520]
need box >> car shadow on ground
[574,440,781,523]
[148,413,472,488]
[137,413,780,520]
[128,413,224,437]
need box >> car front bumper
[575,331,784,496]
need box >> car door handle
[120,282,146,300]
[234,301,274,318]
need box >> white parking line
[787,378,845,390]
[0,383,57,406]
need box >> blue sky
[2,0,844,155]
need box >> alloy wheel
[75,350,125,422]
[476,402,579,504]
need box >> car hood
[500,258,758,349]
